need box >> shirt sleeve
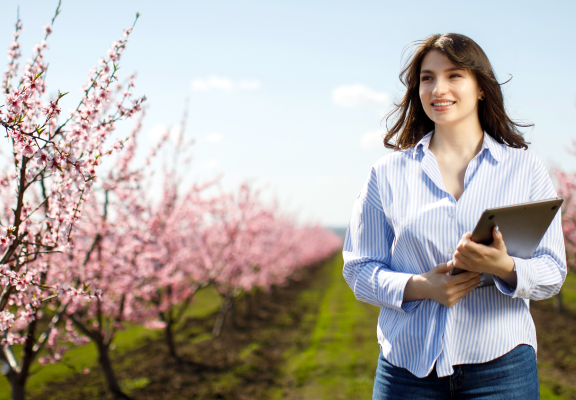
[493,156,567,300]
[342,167,420,313]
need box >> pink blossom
[0,310,15,331]
[42,100,61,117]
[22,145,35,158]
[5,92,22,113]
[1,332,26,345]
[34,150,51,166]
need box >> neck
[429,119,484,159]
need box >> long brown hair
[384,33,531,150]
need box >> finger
[435,262,454,274]
[490,225,505,250]
[453,275,483,297]
[453,251,474,270]
[445,278,480,307]
[457,238,484,258]
[449,270,481,285]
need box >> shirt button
[518,290,524,296]
[448,212,454,218]
[448,247,454,253]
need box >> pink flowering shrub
[0,3,145,399]
[0,4,342,400]
[555,167,576,272]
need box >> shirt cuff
[493,257,537,298]
[380,271,420,314]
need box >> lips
[431,99,456,111]
[431,99,456,107]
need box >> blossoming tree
[0,3,145,399]
[1,4,343,400]
[554,156,576,313]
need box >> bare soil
[30,261,332,400]
[30,265,576,400]
[531,299,576,399]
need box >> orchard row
[0,4,342,399]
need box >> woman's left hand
[452,227,516,280]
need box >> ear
[478,88,485,100]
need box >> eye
[421,76,432,82]
[449,73,462,79]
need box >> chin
[431,117,457,126]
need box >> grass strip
[271,258,576,400]
[270,254,381,399]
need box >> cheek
[419,87,430,109]
[419,87,433,118]
[419,85,428,101]
[455,83,478,107]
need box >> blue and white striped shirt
[343,130,566,378]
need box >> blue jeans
[373,345,539,399]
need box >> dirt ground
[30,261,332,400]
[30,264,576,400]
[531,299,576,399]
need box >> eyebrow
[420,67,464,75]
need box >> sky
[1,0,575,227]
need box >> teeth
[433,102,454,106]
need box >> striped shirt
[343,130,566,378]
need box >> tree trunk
[230,297,238,328]
[245,292,252,317]
[555,290,563,314]
[95,340,131,400]
[3,312,39,400]
[164,318,178,360]
[212,296,232,337]
[9,378,25,400]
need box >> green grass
[2,260,575,399]
[560,272,576,312]
[0,286,222,400]
[269,255,381,400]
[541,383,568,400]
[538,272,576,400]
[270,258,576,400]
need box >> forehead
[420,50,460,72]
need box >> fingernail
[481,276,486,281]
[495,225,500,233]
[478,282,484,287]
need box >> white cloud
[191,75,261,92]
[204,132,223,143]
[333,84,390,108]
[360,130,385,150]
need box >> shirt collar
[481,131,502,163]
[412,130,434,159]
[412,130,502,163]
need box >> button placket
[448,207,456,257]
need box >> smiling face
[419,50,484,129]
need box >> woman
[342,33,566,399]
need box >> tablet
[452,196,563,286]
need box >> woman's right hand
[403,263,482,308]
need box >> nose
[432,77,449,97]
